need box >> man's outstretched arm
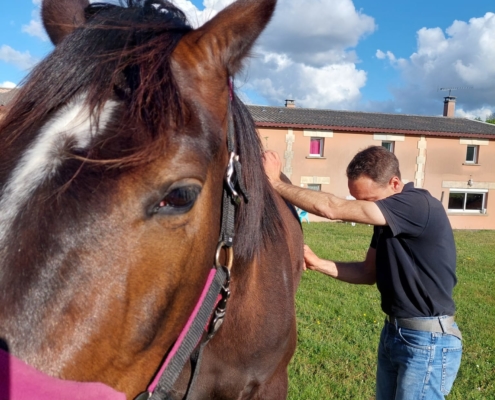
[262,150,386,226]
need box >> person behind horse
[262,145,462,400]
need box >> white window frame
[307,184,321,191]
[465,145,479,164]
[448,189,488,213]
[382,141,395,153]
[309,137,324,157]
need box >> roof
[247,105,495,139]
[0,89,18,106]
[1,89,494,138]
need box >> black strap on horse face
[219,83,249,248]
[136,79,247,400]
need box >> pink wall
[257,126,495,229]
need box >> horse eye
[154,186,201,215]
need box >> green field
[288,223,495,400]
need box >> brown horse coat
[0,0,304,398]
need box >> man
[263,146,462,400]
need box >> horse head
[0,0,287,398]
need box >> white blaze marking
[0,95,118,244]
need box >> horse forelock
[0,0,193,165]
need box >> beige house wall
[423,136,495,229]
[258,126,495,229]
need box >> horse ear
[42,0,89,45]
[178,0,277,76]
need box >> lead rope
[135,79,247,400]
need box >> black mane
[231,93,286,263]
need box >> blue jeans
[376,317,462,400]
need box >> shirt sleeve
[375,189,429,237]
[370,229,378,249]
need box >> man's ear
[390,176,402,192]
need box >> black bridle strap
[142,266,228,400]
[183,336,208,398]
[182,82,249,399]
[136,80,244,400]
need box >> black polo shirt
[371,182,457,318]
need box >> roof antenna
[438,86,473,97]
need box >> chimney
[443,96,456,117]
[285,99,296,108]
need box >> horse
[0,0,304,399]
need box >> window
[309,138,324,157]
[448,189,487,213]
[382,141,395,152]
[465,145,479,164]
[307,184,321,191]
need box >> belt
[387,315,462,340]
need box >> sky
[1,0,494,120]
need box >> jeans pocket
[398,327,432,351]
[441,344,462,395]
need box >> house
[0,87,16,104]
[0,87,17,121]
[248,98,495,229]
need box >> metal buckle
[225,152,241,204]
[208,266,231,339]
[215,241,234,271]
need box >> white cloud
[0,81,17,89]
[22,1,49,41]
[0,45,38,70]
[376,50,395,62]
[260,0,375,67]
[164,0,376,109]
[245,51,367,109]
[375,50,407,69]
[378,12,495,116]
[238,0,375,108]
[22,19,48,41]
[456,106,494,121]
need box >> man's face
[348,176,398,201]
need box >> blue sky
[1,0,494,119]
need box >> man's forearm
[314,259,376,285]
[271,180,343,220]
[271,180,386,225]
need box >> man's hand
[262,150,283,184]
[304,244,339,278]
[303,244,322,271]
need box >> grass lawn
[288,223,495,400]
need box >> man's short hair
[346,146,401,185]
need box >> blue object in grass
[297,208,310,223]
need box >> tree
[486,113,495,124]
